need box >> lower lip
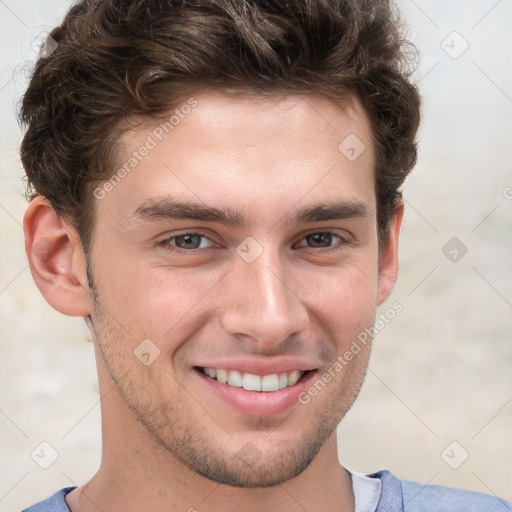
[194,368,317,417]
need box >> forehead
[159,90,373,161]
[101,90,376,227]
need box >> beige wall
[0,1,510,510]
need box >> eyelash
[157,230,351,255]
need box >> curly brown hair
[19,0,421,253]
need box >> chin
[161,423,333,489]
[193,448,317,488]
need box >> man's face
[85,91,396,487]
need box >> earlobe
[376,201,404,306]
[23,196,91,317]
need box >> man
[18,0,511,511]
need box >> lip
[192,356,319,376]
[193,366,318,417]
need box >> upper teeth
[202,368,305,392]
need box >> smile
[200,367,305,392]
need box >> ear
[23,196,91,316]
[376,201,403,306]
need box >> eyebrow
[132,197,370,226]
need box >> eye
[297,232,348,251]
[158,232,215,252]
[157,230,350,255]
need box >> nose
[219,247,309,350]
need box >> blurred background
[1,1,511,510]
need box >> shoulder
[400,478,512,511]
[21,487,75,512]
[370,470,512,512]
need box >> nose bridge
[220,244,308,346]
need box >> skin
[24,91,402,512]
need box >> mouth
[193,366,317,417]
[196,366,310,392]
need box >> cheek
[296,260,379,342]
[91,239,379,356]
[122,266,220,347]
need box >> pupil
[308,233,332,247]
[178,234,200,249]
